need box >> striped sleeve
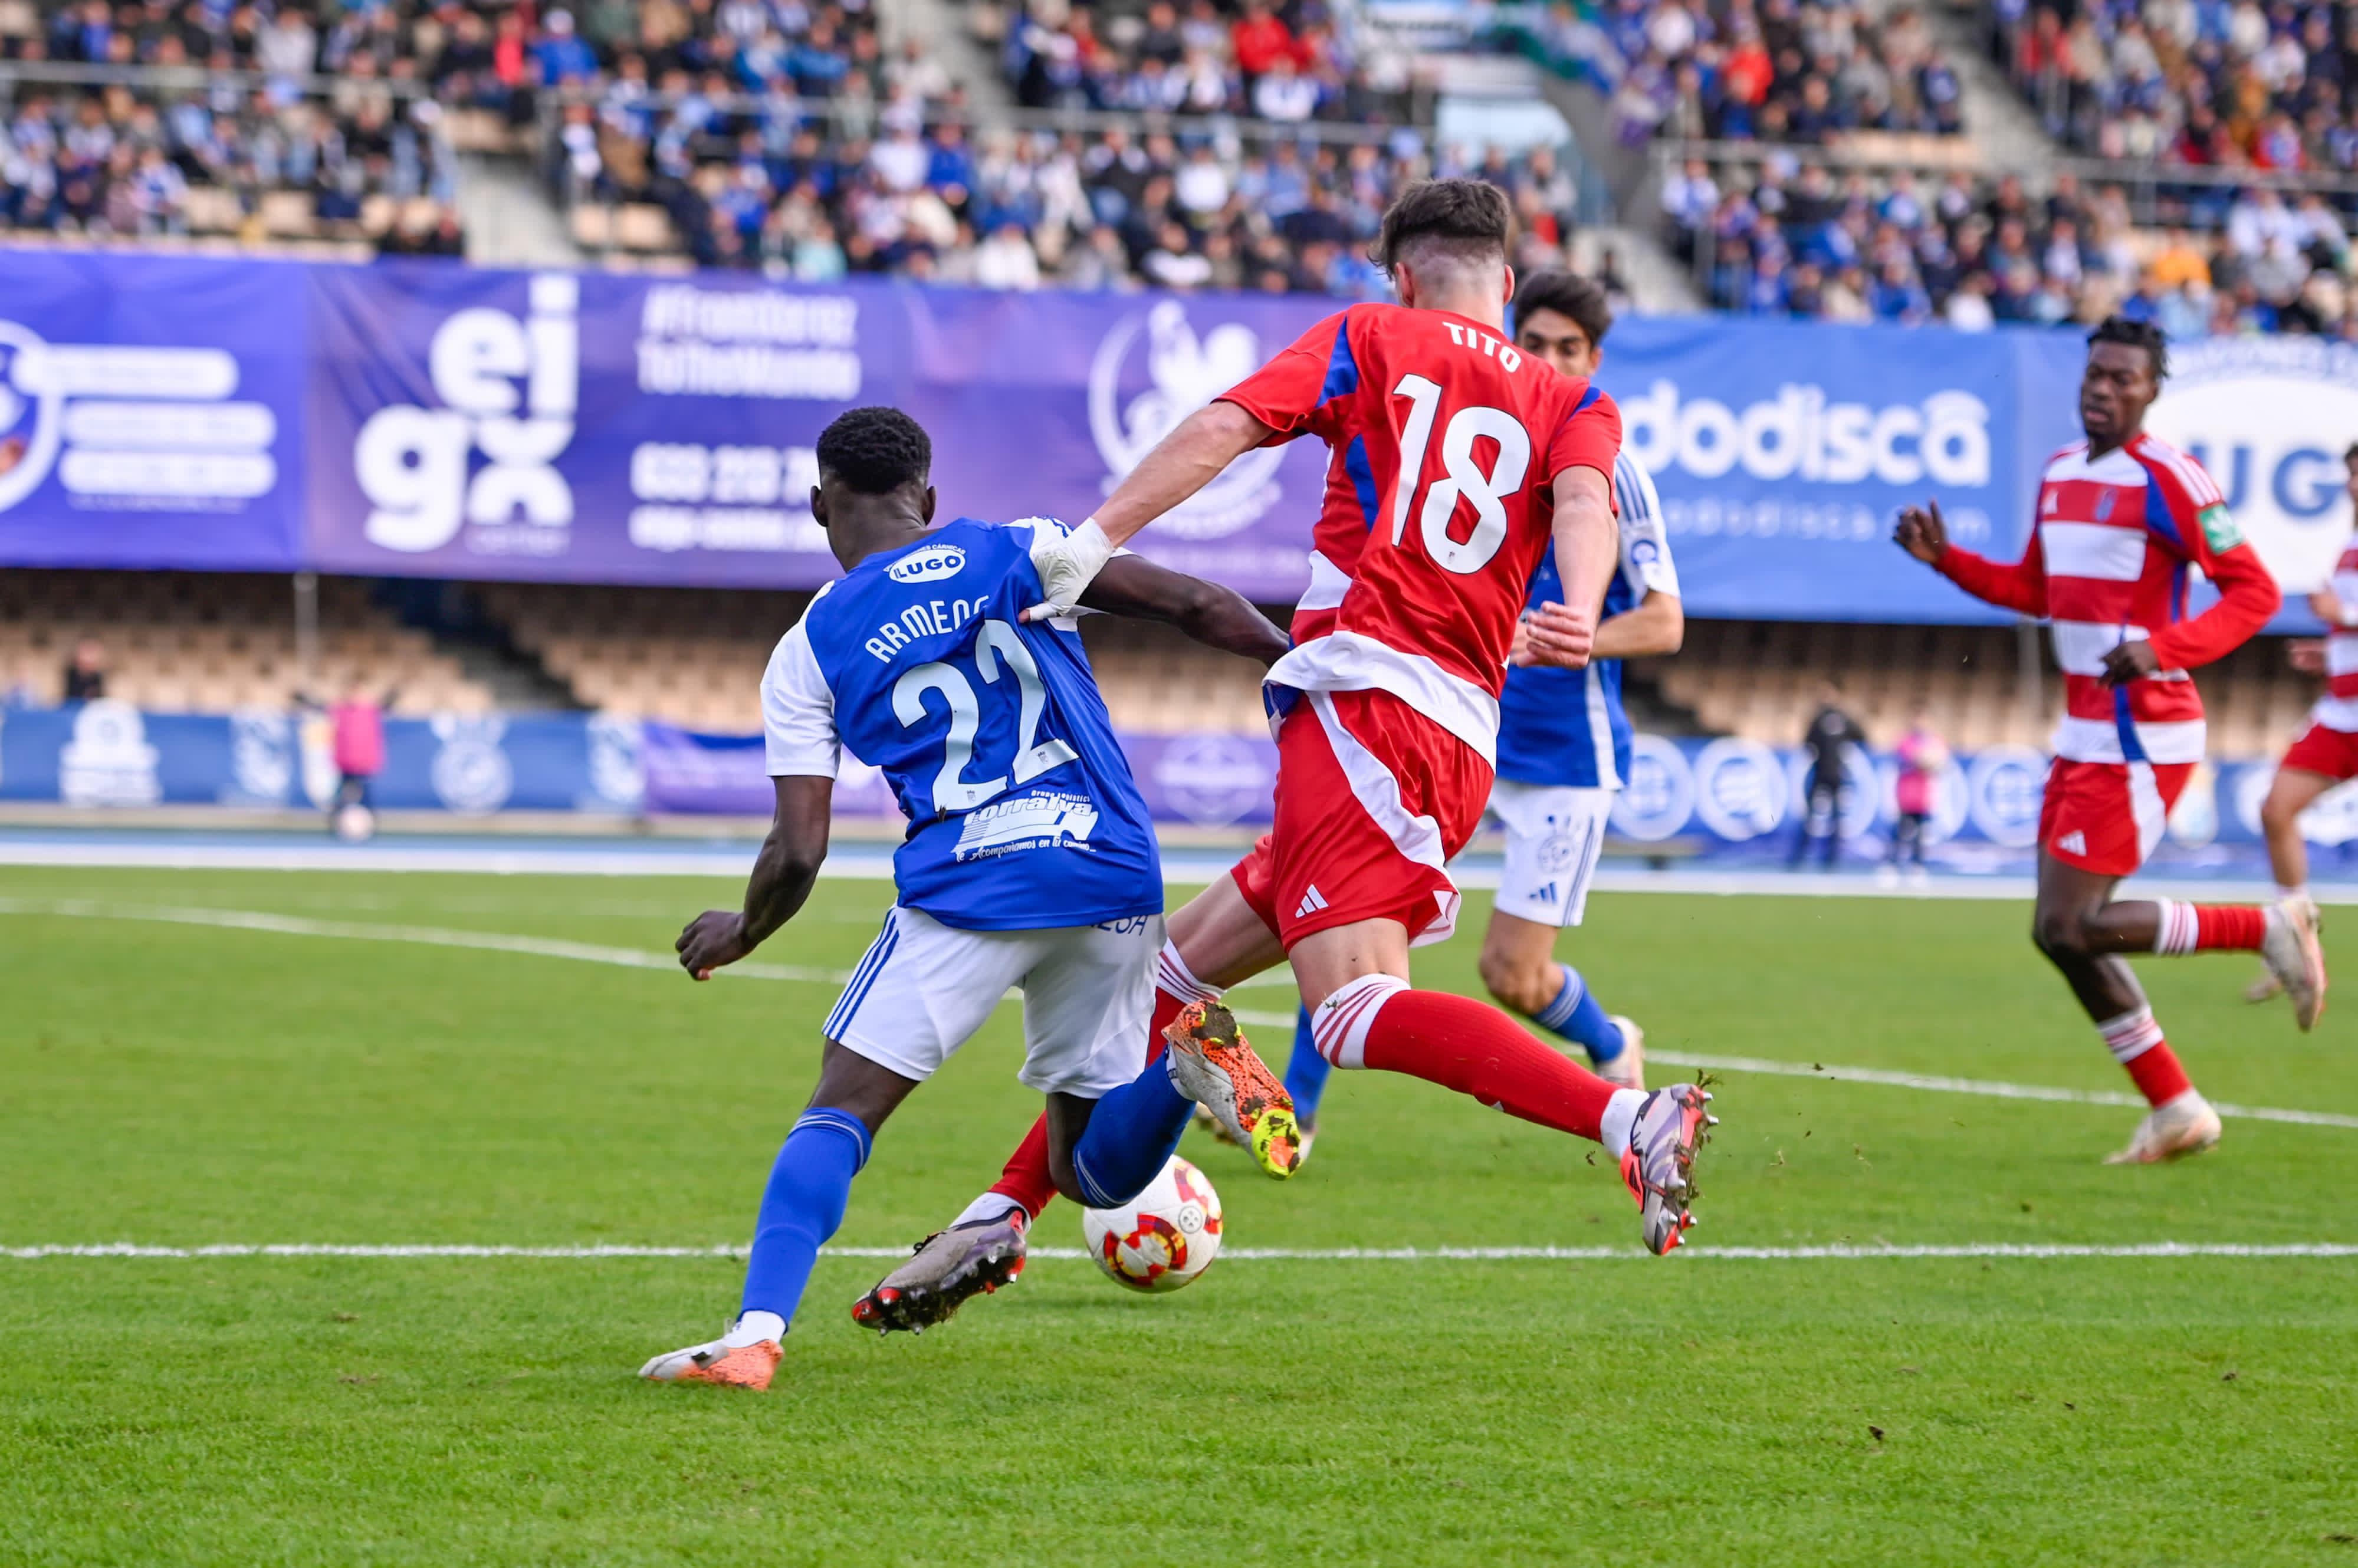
[1613,452,1680,599]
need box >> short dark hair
[1514,269,1613,349]
[1370,178,1512,277]
[815,406,931,494]
[2345,442,2358,467]
[2087,315,2169,382]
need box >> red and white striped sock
[2152,899,2270,955]
[1311,974,1635,1143]
[2097,1005,2193,1107]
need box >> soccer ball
[1081,1155,1223,1292]
[333,803,376,842]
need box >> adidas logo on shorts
[1293,886,1329,921]
[2055,830,2087,855]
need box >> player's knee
[2032,907,2095,962]
[2261,788,2303,836]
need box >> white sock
[2277,884,2310,908]
[1599,1089,1646,1155]
[727,1310,786,1346]
[950,1192,1029,1230]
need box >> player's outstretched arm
[1023,403,1279,624]
[678,774,833,980]
[2141,538,2281,675]
[1520,465,1617,670]
[1591,590,1684,660]
[1079,554,1292,665]
[1894,498,2047,617]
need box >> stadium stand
[0,570,492,714]
[0,5,470,254]
[1498,0,1967,144]
[1661,144,2358,333]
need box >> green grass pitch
[5,863,2357,1566]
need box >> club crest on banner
[1089,301,1285,540]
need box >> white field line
[7,1241,2358,1263]
[10,897,2355,1135]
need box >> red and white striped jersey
[2317,537,2358,731]
[1935,431,2280,765]
[1216,303,1621,765]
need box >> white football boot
[639,1319,782,1390]
[1619,1083,1716,1254]
[2260,898,2327,1031]
[2103,1089,2224,1166]
[1598,1015,1647,1091]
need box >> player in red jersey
[2247,443,2358,1004]
[850,182,1716,1336]
[1896,316,2322,1166]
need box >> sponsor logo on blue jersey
[886,542,968,584]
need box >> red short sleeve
[1546,388,1623,489]
[1216,310,1353,445]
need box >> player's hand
[677,910,751,981]
[2291,638,2328,674]
[1894,501,1949,564]
[1507,613,1533,666]
[1019,518,1116,623]
[2099,639,2163,686]
[1513,601,1595,669]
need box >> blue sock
[1282,1004,1331,1125]
[1530,964,1625,1065]
[1070,1057,1194,1208]
[741,1107,872,1323]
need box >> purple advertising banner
[0,250,311,571]
[301,264,1334,600]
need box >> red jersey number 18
[1390,373,1533,577]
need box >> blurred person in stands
[1882,701,1948,886]
[2250,441,2358,1004]
[1789,680,1865,868]
[63,639,106,702]
[330,681,393,833]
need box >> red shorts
[2038,757,2195,876]
[2279,721,2358,782]
[1229,688,1492,950]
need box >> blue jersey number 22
[889,618,1079,813]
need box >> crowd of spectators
[992,0,1416,127]
[1989,0,2358,170]
[1667,153,2358,334]
[0,0,469,248]
[597,104,1595,295]
[1510,0,1965,147]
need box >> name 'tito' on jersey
[1217,303,1624,765]
[761,518,1161,931]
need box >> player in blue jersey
[1275,271,1683,1141]
[640,407,1298,1390]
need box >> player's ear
[1393,257,1417,308]
[1501,262,1516,307]
[919,484,937,523]
[809,485,827,529]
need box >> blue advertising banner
[17,701,2358,877]
[6,246,2357,620]
[0,251,310,572]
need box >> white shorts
[1489,780,1614,928]
[823,906,1163,1099]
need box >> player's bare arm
[2310,587,2353,629]
[1021,402,1278,622]
[1894,501,1949,563]
[1589,590,1684,660]
[1078,553,1292,665]
[678,774,833,979]
[1521,464,1615,669]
